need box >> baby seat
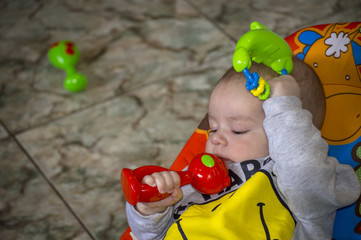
[120,22,361,240]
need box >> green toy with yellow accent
[233,22,294,100]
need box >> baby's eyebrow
[229,115,253,122]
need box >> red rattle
[121,153,231,205]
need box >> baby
[126,56,360,239]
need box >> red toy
[121,153,231,206]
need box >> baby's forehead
[213,76,248,95]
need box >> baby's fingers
[169,171,181,188]
[153,171,179,194]
[268,75,300,98]
[160,171,181,193]
[142,175,156,187]
[142,171,181,194]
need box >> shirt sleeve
[263,96,360,220]
[126,202,174,240]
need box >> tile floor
[1,0,360,239]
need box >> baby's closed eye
[233,130,248,135]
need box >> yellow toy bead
[251,77,266,96]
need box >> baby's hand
[135,171,183,216]
[267,75,301,99]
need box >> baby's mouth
[216,155,231,163]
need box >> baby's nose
[211,131,227,145]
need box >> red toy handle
[121,153,231,205]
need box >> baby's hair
[218,56,326,129]
[289,56,326,129]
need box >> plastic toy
[121,153,231,206]
[48,40,87,92]
[233,22,293,100]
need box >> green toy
[48,40,87,92]
[232,22,293,100]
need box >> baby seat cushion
[120,22,361,240]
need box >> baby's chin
[218,155,269,164]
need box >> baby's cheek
[250,132,269,157]
[205,139,212,153]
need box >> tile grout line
[0,120,97,240]
[182,0,238,44]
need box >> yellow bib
[165,170,295,240]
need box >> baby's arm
[263,75,360,238]
[136,171,183,215]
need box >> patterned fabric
[285,22,361,240]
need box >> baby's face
[205,75,269,163]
